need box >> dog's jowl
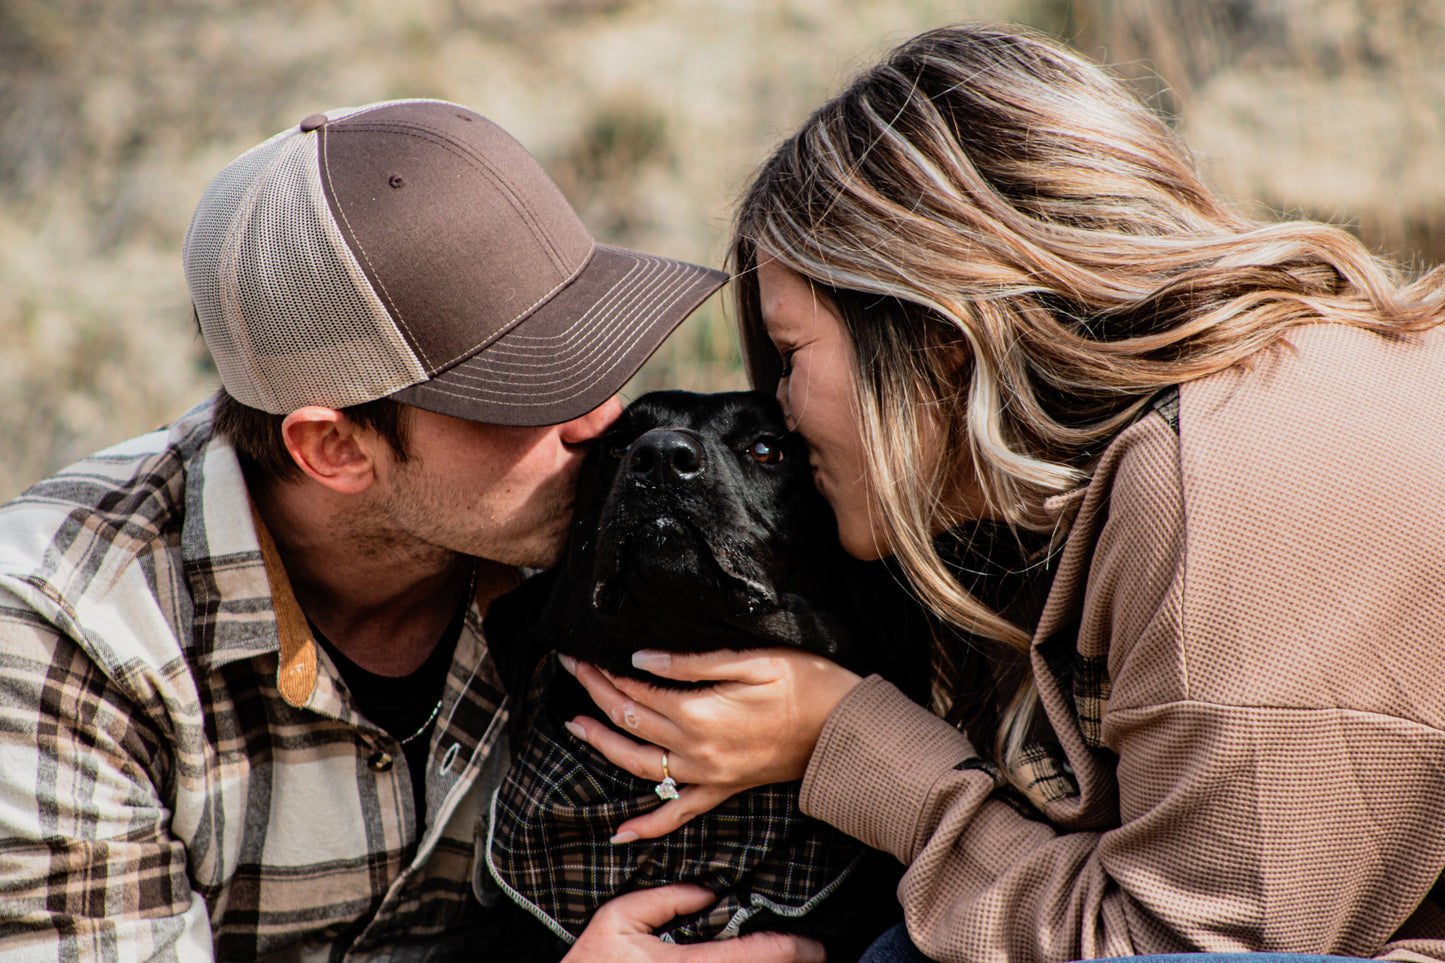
[484,390,929,960]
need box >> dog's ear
[483,568,563,713]
[766,558,933,705]
[485,554,618,690]
[758,593,857,658]
[486,564,624,752]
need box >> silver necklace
[396,698,443,746]
[395,560,477,748]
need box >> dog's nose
[626,429,706,485]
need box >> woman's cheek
[822,483,858,555]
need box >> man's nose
[559,396,623,446]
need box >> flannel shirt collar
[176,401,519,713]
[248,501,520,711]
[174,400,284,678]
[249,501,321,707]
[173,409,359,719]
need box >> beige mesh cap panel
[183,105,428,413]
[183,99,726,425]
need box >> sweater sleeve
[801,676,1129,962]
[799,674,992,862]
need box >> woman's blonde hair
[729,23,1445,775]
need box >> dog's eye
[607,442,631,459]
[748,438,784,465]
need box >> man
[0,100,822,962]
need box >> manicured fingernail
[557,653,577,674]
[632,650,671,672]
[609,830,639,845]
[563,721,587,742]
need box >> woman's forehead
[756,259,825,323]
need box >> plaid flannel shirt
[487,708,865,945]
[0,399,517,962]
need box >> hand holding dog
[566,884,826,962]
[561,648,863,840]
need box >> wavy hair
[729,23,1445,777]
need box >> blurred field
[2,0,1442,499]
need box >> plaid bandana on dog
[486,710,866,943]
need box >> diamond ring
[655,750,679,801]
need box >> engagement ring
[655,750,679,801]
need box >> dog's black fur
[485,390,930,960]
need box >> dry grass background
[2,0,1442,499]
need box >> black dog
[483,390,929,960]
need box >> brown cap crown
[184,99,726,425]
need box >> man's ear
[280,407,378,495]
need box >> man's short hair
[212,390,410,484]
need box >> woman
[562,23,1445,962]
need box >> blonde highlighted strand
[729,23,1445,789]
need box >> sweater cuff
[799,674,980,861]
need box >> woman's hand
[564,884,825,962]
[560,647,863,840]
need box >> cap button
[299,113,328,133]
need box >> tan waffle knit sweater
[800,323,1445,962]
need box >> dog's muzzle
[591,421,785,630]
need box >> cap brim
[390,245,727,426]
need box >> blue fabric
[857,924,931,963]
[857,931,1382,963]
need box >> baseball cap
[183,99,727,426]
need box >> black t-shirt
[312,598,466,833]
